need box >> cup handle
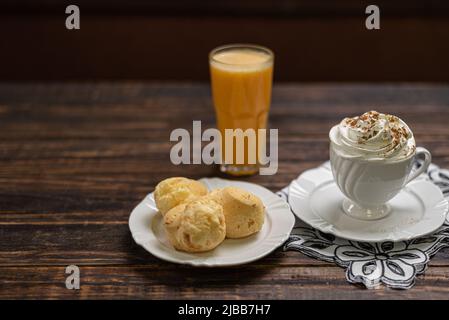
[405,147,432,185]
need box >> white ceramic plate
[129,177,295,266]
[288,163,449,242]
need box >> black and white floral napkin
[278,161,449,289]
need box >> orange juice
[209,44,274,176]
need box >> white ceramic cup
[329,128,432,220]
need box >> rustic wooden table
[1,83,448,299]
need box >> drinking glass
[209,44,274,176]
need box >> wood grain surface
[0,82,449,299]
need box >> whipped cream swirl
[330,111,416,160]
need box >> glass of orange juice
[209,44,274,176]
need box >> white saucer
[129,177,295,267]
[288,163,448,242]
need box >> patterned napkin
[278,160,449,289]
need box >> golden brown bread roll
[163,203,187,250]
[215,186,265,238]
[173,198,226,252]
[154,177,208,215]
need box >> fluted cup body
[329,144,415,208]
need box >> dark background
[1,0,449,82]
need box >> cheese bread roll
[154,177,208,215]
[163,203,187,250]
[217,187,265,238]
[175,198,226,252]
